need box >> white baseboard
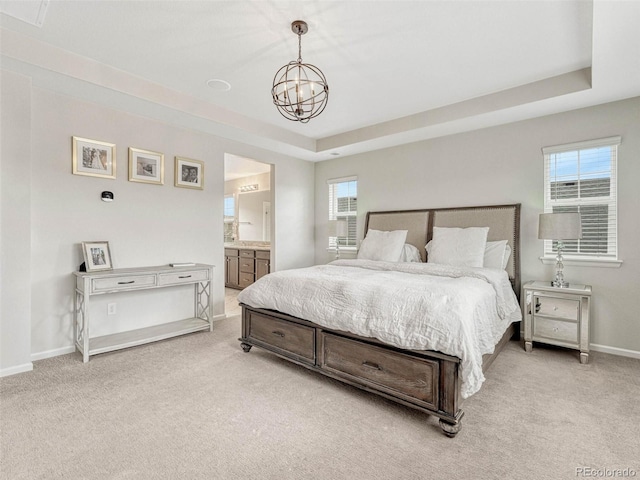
[31,345,76,362]
[0,362,33,378]
[212,313,227,322]
[590,343,640,360]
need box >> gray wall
[1,70,33,375]
[0,73,315,374]
[315,97,640,354]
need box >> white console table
[73,264,213,362]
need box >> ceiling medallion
[271,20,329,123]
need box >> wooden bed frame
[239,204,521,437]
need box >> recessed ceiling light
[206,79,231,92]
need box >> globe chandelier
[271,20,329,123]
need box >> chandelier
[271,20,329,123]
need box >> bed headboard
[365,204,521,296]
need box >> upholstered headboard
[365,204,521,296]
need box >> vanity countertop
[224,243,271,252]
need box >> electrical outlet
[107,303,116,315]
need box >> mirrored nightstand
[522,281,592,364]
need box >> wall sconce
[239,184,259,193]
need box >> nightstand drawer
[535,296,579,321]
[533,317,578,344]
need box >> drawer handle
[178,275,192,279]
[117,280,135,285]
[362,361,382,371]
[272,331,285,338]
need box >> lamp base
[550,280,570,288]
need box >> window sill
[326,247,357,252]
[539,256,622,268]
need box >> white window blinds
[328,176,357,248]
[542,136,620,260]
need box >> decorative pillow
[357,229,408,262]
[398,243,422,263]
[483,240,511,269]
[426,227,489,268]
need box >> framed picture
[129,147,164,185]
[175,156,204,190]
[81,241,113,272]
[72,136,116,179]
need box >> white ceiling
[1,0,639,161]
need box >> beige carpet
[1,314,639,480]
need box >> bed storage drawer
[319,333,439,409]
[245,311,315,364]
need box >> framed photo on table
[129,147,164,185]
[175,156,204,190]
[81,241,113,272]
[72,136,116,179]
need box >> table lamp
[538,212,582,288]
[328,219,348,259]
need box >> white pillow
[426,227,489,268]
[427,238,512,269]
[483,240,511,269]
[398,243,422,263]
[357,229,408,262]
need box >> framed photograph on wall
[72,136,116,179]
[129,147,164,185]
[175,156,204,190]
[81,241,113,272]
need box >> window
[328,176,357,248]
[542,136,620,261]
[224,194,235,242]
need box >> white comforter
[237,259,522,398]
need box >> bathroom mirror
[237,190,271,242]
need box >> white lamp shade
[538,213,582,240]
[328,219,348,237]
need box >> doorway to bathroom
[223,153,273,315]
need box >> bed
[237,204,521,437]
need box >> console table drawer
[320,333,439,408]
[158,269,209,286]
[92,275,156,293]
[247,312,315,362]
